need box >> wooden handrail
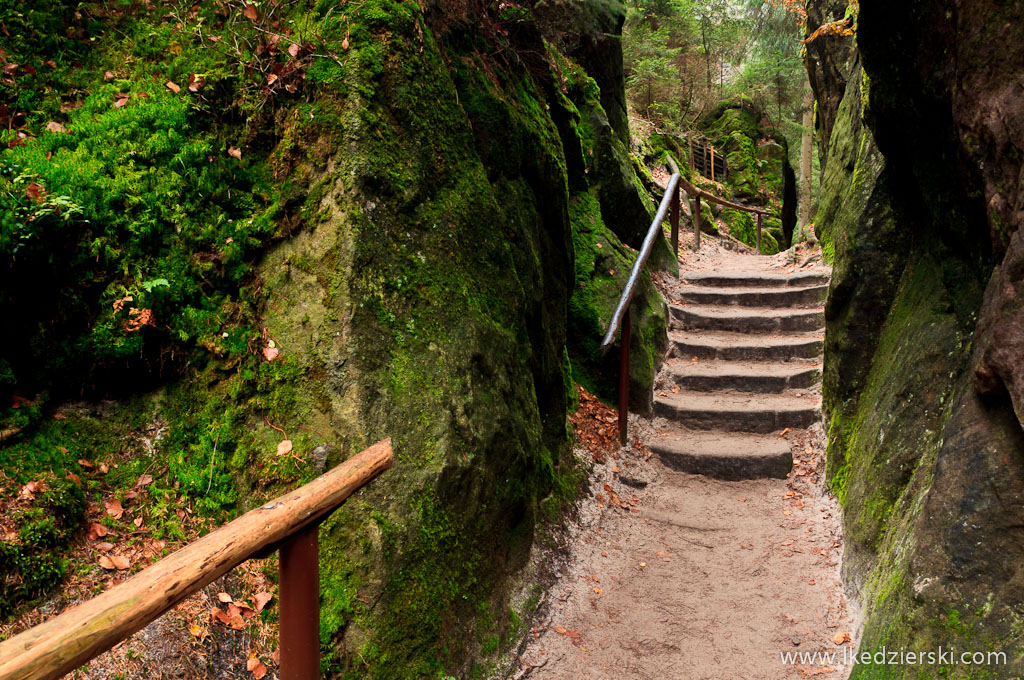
[0,439,393,680]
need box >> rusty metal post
[670,183,680,257]
[618,306,631,446]
[280,522,320,680]
[756,212,763,253]
[710,146,716,182]
[694,195,702,251]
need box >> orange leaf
[276,440,293,456]
[228,145,242,160]
[166,80,181,94]
[105,499,124,519]
[98,555,117,570]
[218,592,233,603]
[833,631,850,645]
[87,523,109,540]
[254,591,274,612]
[111,555,131,570]
[95,542,115,552]
[243,3,258,20]
[135,473,153,487]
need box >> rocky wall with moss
[0,0,670,677]
[812,0,1024,677]
[699,99,796,253]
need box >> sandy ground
[508,241,855,680]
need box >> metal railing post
[694,195,702,251]
[756,212,763,253]
[618,306,631,446]
[280,522,321,680]
[670,183,680,257]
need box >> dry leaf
[592,587,602,594]
[95,541,115,552]
[262,345,279,361]
[218,592,233,603]
[833,631,850,645]
[45,121,65,133]
[87,522,110,540]
[133,516,144,528]
[166,80,181,94]
[211,607,230,624]
[66,471,81,486]
[99,462,109,474]
[105,499,124,519]
[270,648,280,664]
[251,661,267,679]
[288,43,300,58]
[276,440,293,456]
[228,145,242,160]
[113,96,129,108]
[188,624,205,638]
[243,3,258,20]
[136,473,153,487]
[98,555,117,570]
[78,458,93,468]
[111,555,131,569]
[341,36,350,50]
[254,591,274,612]
[104,70,115,81]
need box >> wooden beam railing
[0,439,393,680]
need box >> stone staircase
[650,270,829,480]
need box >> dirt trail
[511,242,855,680]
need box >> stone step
[653,391,820,434]
[670,330,823,362]
[657,360,821,393]
[679,272,829,288]
[669,304,824,334]
[674,284,828,308]
[648,430,793,480]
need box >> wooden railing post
[280,521,321,680]
[618,306,631,446]
[694,195,702,251]
[756,212,763,253]
[670,182,680,257]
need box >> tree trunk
[798,82,814,241]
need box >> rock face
[811,1,1024,677]
[257,1,670,676]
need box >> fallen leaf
[833,631,850,645]
[87,522,110,540]
[247,657,267,679]
[228,145,242,160]
[98,555,117,570]
[95,541,115,551]
[133,516,144,528]
[78,459,93,468]
[211,607,230,625]
[263,345,279,361]
[254,591,274,612]
[111,555,131,569]
[99,463,109,474]
[276,440,293,456]
[166,80,181,94]
[218,592,233,603]
[45,121,65,133]
[271,648,280,664]
[188,624,205,638]
[114,96,129,108]
[592,587,602,594]
[66,471,81,486]
[135,473,153,487]
[341,36,350,50]
[105,499,124,519]
[243,3,258,20]
[104,70,115,81]
[288,42,301,58]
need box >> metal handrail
[601,152,774,446]
[0,439,393,680]
[600,165,681,445]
